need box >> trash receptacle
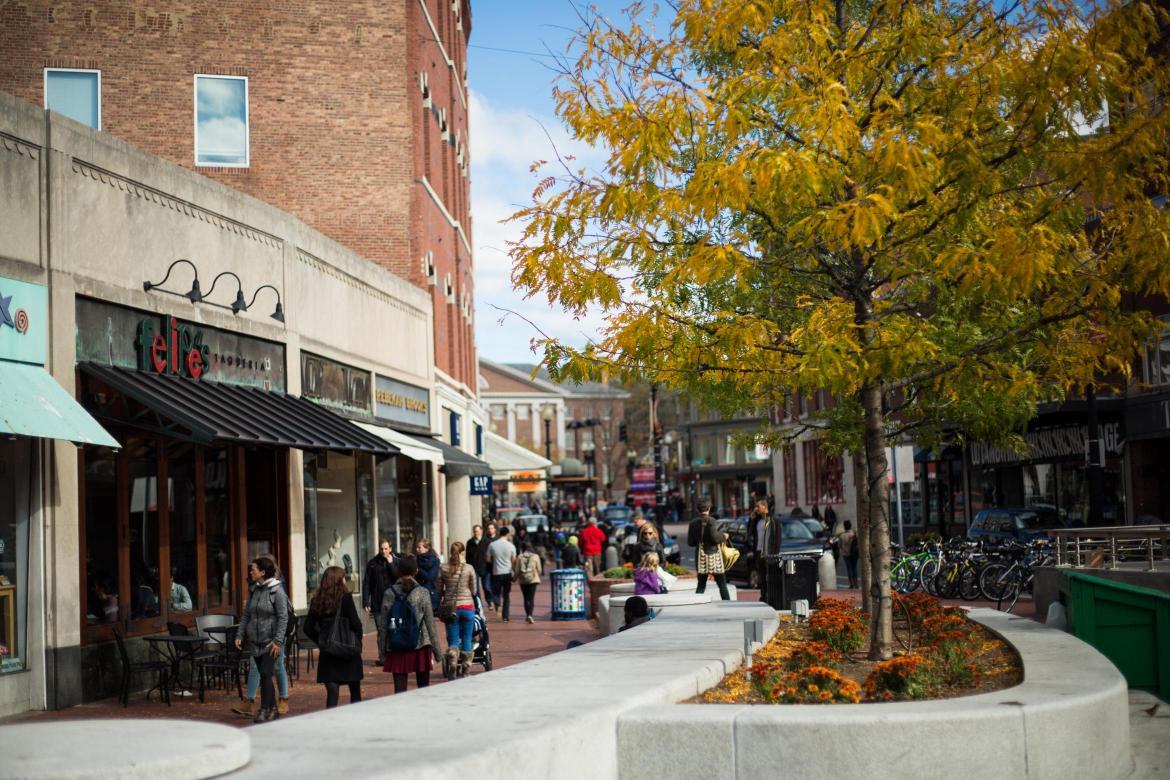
[550,567,588,620]
[765,553,821,611]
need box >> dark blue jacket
[416,549,442,611]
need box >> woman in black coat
[303,565,364,708]
[414,538,442,611]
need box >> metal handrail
[1050,525,1170,571]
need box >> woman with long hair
[235,557,289,723]
[637,523,666,566]
[303,566,364,708]
[381,554,440,693]
[438,541,477,677]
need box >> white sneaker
[526,615,535,624]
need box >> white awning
[355,422,444,465]
[484,430,552,475]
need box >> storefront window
[717,435,736,466]
[0,439,32,673]
[168,443,198,614]
[303,453,321,593]
[1022,463,1057,511]
[205,448,231,609]
[375,457,400,550]
[396,456,430,553]
[84,447,120,626]
[127,439,160,621]
[305,452,360,595]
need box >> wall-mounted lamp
[143,260,286,323]
[142,259,203,303]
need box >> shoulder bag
[438,564,463,625]
[320,597,362,658]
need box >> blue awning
[0,361,120,447]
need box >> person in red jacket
[579,516,607,576]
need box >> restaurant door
[244,448,290,585]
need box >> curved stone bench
[0,720,249,780]
[616,609,1132,780]
[610,578,699,594]
[233,600,779,779]
[598,588,740,635]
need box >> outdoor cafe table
[143,633,209,697]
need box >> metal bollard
[743,618,764,679]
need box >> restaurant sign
[374,375,430,429]
[76,298,286,390]
[301,352,371,415]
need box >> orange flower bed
[763,664,862,704]
[808,603,867,653]
[863,655,935,701]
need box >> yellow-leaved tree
[508,0,1170,658]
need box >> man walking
[579,515,606,576]
[362,539,398,665]
[473,522,498,611]
[486,527,517,622]
[748,499,770,595]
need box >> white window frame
[43,68,102,130]
[193,74,250,168]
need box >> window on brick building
[194,75,249,167]
[802,440,845,506]
[44,68,100,129]
[782,445,798,506]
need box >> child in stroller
[443,592,493,679]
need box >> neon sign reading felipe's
[135,315,210,379]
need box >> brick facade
[0,0,476,389]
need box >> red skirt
[383,646,433,674]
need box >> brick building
[0,0,481,436]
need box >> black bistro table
[143,633,209,697]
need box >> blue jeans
[445,607,475,653]
[246,645,288,699]
[479,571,497,607]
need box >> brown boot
[458,651,474,678]
[230,697,255,718]
[277,697,289,716]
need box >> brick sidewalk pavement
[9,579,598,727]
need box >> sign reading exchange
[969,422,1123,467]
[374,375,430,429]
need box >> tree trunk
[852,446,871,601]
[861,385,893,661]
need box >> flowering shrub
[809,605,867,653]
[812,596,857,613]
[602,566,632,579]
[863,655,936,701]
[784,641,844,672]
[892,591,945,628]
[762,665,861,704]
[919,609,974,645]
[664,563,690,576]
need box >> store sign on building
[969,423,1123,467]
[374,375,430,429]
[301,352,371,415]
[75,298,286,390]
[470,474,493,496]
[509,471,545,493]
[0,276,45,365]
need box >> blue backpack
[387,589,421,651]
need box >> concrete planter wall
[617,609,1132,780]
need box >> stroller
[442,592,493,679]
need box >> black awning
[81,363,398,455]
[399,432,492,477]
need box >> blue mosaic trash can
[550,567,588,620]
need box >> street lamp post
[651,384,665,529]
[582,439,596,507]
[541,404,555,461]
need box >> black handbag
[320,598,362,658]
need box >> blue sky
[468,1,632,363]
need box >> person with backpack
[687,500,731,600]
[438,541,478,677]
[231,554,293,719]
[381,554,440,693]
[835,520,860,589]
[560,535,583,568]
[235,557,289,723]
[513,542,543,624]
[303,566,363,708]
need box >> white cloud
[469,90,609,362]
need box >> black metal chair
[294,614,318,676]
[194,625,247,702]
[114,628,170,707]
[284,613,302,681]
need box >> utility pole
[1086,384,1105,526]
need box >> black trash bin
[764,553,820,611]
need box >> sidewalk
[10,580,598,727]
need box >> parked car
[967,507,1063,543]
[717,516,824,588]
[495,506,529,526]
[601,504,634,529]
[799,518,830,541]
[515,514,549,533]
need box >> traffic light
[619,422,628,442]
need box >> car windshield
[1016,512,1062,530]
[604,507,632,521]
[801,519,825,535]
[782,521,815,541]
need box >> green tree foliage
[509,0,1170,657]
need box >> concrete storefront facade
[0,92,450,715]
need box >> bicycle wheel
[978,563,1012,602]
[959,564,981,601]
[918,557,941,596]
[891,560,914,594]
